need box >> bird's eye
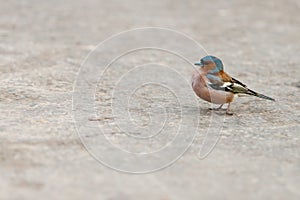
[204,61,209,65]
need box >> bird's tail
[247,89,275,101]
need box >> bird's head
[194,55,224,74]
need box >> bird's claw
[209,107,219,111]
[226,111,234,115]
[209,105,224,111]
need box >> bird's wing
[208,72,254,93]
[231,77,247,88]
[209,81,276,101]
[218,71,248,87]
[208,82,248,94]
[210,71,249,91]
[207,71,275,101]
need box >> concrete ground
[0,0,299,199]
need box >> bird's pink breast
[192,71,234,104]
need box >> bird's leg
[226,103,234,115]
[209,104,224,111]
[217,104,224,110]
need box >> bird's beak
[194,62,203,67]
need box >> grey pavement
[0,0,299,200]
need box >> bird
[192,55,275,115]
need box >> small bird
[192,55,275,115]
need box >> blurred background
[0,0,299,199]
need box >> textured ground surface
[0,0,300,200]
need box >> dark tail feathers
[247,89,275,101]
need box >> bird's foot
[209,108,222,111]
[226,111,234,115]
[226,103,234,115]
[209,104,234,115]
[209,104,224,111]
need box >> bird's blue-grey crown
[194,55,224,73]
